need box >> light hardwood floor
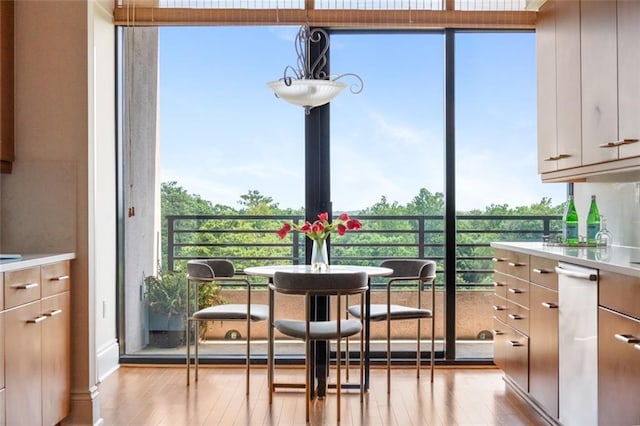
[99,365,548,425]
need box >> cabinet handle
[508,288,523,294]
[600,138,639,148]
[508,262,526,267]
[492,257,508,262]
[27,315,47,324]
[50,275,69,281]
[508,340,523,347]
[12,282,39,290]
[492,305,506,311]
[543,154,570,161]
[43,309,63,317]
[614,334,640,344]
[508,314,523,320]
[635,344,640,352]
[492,328,504,336]
[532,268,552,275]
[493,281,506,287]
[541,302,558,309]
[555,266,597,281]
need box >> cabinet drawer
[41,261,70,297]
[493,317,509,372]
[500,323,529,393]
[506,275,530,309]
[598,307,640,425]
[599,270,640,319]
[493,249,529,280]
[506,300,530,336]
[492,294,508,323]
[4,267,40,309]
[530,256,558,290]
[494,271,508,299]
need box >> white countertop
[491,242,640,276]
[0,253,76,273]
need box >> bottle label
[587,223,600,242]
[564,223,578,243]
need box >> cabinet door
[0,0,13,174]
[598,307,640,425]
[581,0,619,165]
[529,283,559,419]
[536,0,558,174]
[42,292,71,426]
[554,0,582,170]
[493,317,508,371]
[505,327,529,392]
[5,301,42,426]
[617,0,640,158]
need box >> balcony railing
[166,214,562,289]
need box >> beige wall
[3,1,116,425]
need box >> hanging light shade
[267,25,363,114]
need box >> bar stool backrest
[272,271,368,295]
[187,259,235,280]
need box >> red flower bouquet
[277,212,362,243]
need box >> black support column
[444,29,457,361]
[305,28,332,397]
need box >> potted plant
[145,269,187,348]
[145,266,226,348]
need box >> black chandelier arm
[282,65,303,85]
[333,73,364,94]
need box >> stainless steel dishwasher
[555,262,598,426]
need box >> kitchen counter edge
[0,253,76,273]
[490,242,640,277]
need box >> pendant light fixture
[267,25,363,114]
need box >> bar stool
[269,270,368,423]
[186,259,268,394]
[348,259,436,393]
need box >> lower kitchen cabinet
[42,291,71,425]
[529,282,559,419]
[5,300,42,426]
[493,318,529,391]
[3,260,71,426]
[0,311,4,426]
[598,307,640,425]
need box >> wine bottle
[563,195,579,245]
[586,195,600,244]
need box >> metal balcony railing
[165,214,562,289]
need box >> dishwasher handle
[555,266,597,281]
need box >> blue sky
[159,26,566,212]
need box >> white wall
[574,171,640,247]
[92,0,119,384]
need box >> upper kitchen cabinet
[538,0,640,182]
[617,0,640,159]
[0,1,14,174]
[581,0,620,165]
[537,0,582,174]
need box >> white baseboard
[97,339,120,382]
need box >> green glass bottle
[563,195,579,245]
[586,195,600,244]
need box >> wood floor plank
[98,365,549,425]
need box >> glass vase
[310,239,329,271]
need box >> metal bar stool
[348,259,436,393]
[268,270,368,423]
[186,259,268,394]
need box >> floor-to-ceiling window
[453,31,565,358]
[118,27,565,363]
[330,32,446,360]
